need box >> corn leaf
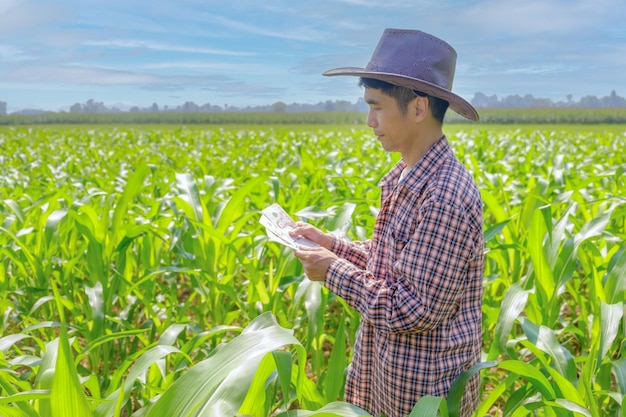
[0,334,31,354]
[94,345,181,417]
[175,172,204,224]
[50,322,93,417]
[490,283,531,359]
[273,351,294,410]
[520,319,577,384]
[510,399,592,417]
[275,401,371,417]
[215,177,263,234]
[613,358,626,395]
[326,202,356,234]
[604,247,626,303]
[0,404,35,417]
[528,207,555,301]
[518,340,583,405]
[143,312,301,417]
[447,361,497,417]
[498,360,556,400]
[237,353,278,417]
[573,209,613,250]
[598,302,623,372]
[112,165,150,236]
[324,311,347,403]
[408,395,449,417]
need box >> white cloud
[0,58,283,97]
[83,40,256,56]
[194,11,327,42]
[142,60,280,74]
[0,45,32,61]
[17,64,159,85]
[0,0,68,35]
[460,0,622,35]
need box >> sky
[1,0,625,113]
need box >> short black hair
[358,77,449,124]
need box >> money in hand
[260,203,318,249]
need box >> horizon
[5,89,626,115]
[1,0,625,113]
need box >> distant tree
[604,90,626,107]
[199,103,213,112]
[82,99,108,113]
[0,101,6,115]
[69,99,111,113]
[355,97,369,112]
[333,100,355,112]
[471,92,499,108]
[10,92,626,115]
[535,98,554,107]
[578,95,602,108]
[472,91,626,108]
[271,101,287,113]
[179,101,199,112]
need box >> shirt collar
[380,135,451,196]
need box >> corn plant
[0,124,624,416]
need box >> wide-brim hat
[323,28,479,121]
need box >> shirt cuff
[324,257,359,300]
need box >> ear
[412,95,429,122]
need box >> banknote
[260,203,318,249]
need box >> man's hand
[289,222,333,250]
[293,245,338,281]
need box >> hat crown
[365,29,457,91]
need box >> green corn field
[0,123,624,417]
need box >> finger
[289,224,306,235]
[293,246,312,258]
[291,221,308,230]
[295,245,314,254]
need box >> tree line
[2,91,625,117]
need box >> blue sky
[1,0,625,113]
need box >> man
[290,29,483,417]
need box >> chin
[379,142,395,152]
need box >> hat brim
[323,67,479,121]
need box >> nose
[366,111,377,128]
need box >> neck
[402,124,444,167]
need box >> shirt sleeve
[324,200,476,333]
[330,237,370,269]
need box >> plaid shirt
[325,136,483,417]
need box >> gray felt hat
[323,28,479,121]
